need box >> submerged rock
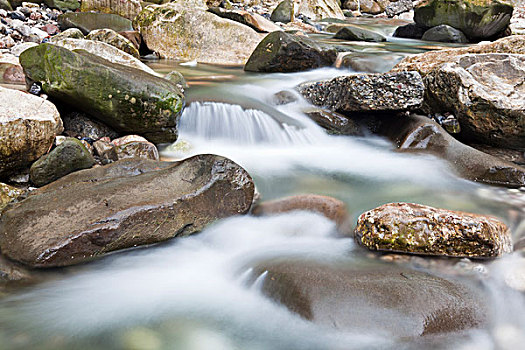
[80,0,143,21]
[355,202,512,258]
[414,0,513,40]
[253,260,487,337]
[58,12,134,35]
[0,155,255,268]
[20,44,184,144]
[421,24,468,43]
[29,138,96,187]
[0,86,63,178]
[424,54,525,150]
[244,31,337,73]
[134,2,262,65]
[86,28,140,58]
[333,25,386,42]
[297,71,424,112]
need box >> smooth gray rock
[422,24,468,43]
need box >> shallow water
[1,19,524,350]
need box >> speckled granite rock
[355,202,512,258]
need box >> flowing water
[1,19,525,350]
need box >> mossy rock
[270,0,294,23]
[19,44,184,143]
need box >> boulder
[0,86,63,178]
[208,7,282,33]
[297,0,345,21]
[303,108,363,135]
[393,22,427,39]
[270,0,293,23]
[0,183,23,211]
[333,25,386,42]
[133,2,263,65]
[424,54,525,150]
[58,12,134,35]
[244,31,337,73]
[0,155,255,268]
[252,194,349,231]
[20,44,184,144]
[43,0,80,11]
[392,35,525,76]
[380,114,525,187]
[29,138,96,187]
[0,254,33,293]
[94,135,159,162]
[355,202,512,258]
[357,0,382,14]
[51,28,85,41]
[0,0,12,11]
[86,28,140,58]
[297,71,424,112]
[50,38,156,75]
[253,260,487,337]
[62,111,120,140]
[422,24,468,43]
[385,0,413,17]
[80,0,143,21]
[414,0,514,40]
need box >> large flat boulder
[0,86,63,177]
[355,202,512,258]
[134,2,263,65]
[297,71,424,112]
[0,155,255,268]
[58,12,134,35]
[80,0,143,21]
[424,53,525,150]
[253,260,487,337]
[20,44,184,144]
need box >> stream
[0,19,524,350]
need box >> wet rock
[270,0,293,23]
[422,24,468,43]
[29,137,96,187]
[80,0,143,21]
[385,0,413,17]
[381,114,525,187]
[208,7,281,33]
[254,260,487,337]
[272,90,298,105]
[355,202,512,258]
[252,194,349,231]
[62,111,120,140]
[0,254,33,292]
[0,183,22,211]
[297,71,424,112]
[95,135,160,162]
[50,38,156,75]
[470,144,525,166]
[392,35,525,76]
[133,1,262,65]
[244,31,337,73]
[333,25,386,42]
[297,0,345,21]
[0,86,63,178]
[338,52,404,73]
[303,108,363,135]
[0,155,255,267]
[424,54,525,150]
[414,0,513,40]
[58,12,133,35]
[86,28,140,58]
[20,44,184,143]
[51,27,84,40]
[118,30,141,50]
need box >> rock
[355,202,512,258]
[86,28,140,58]
[414,0,514,40]
[164,70,188,91]
[62,111,120,140]
[50,38,156,75]
[95,135,159,162]
[338,52,404,73]
[333,25,386,42]
[297,0,345,21]
[253,260,486,337]
[80,0,143,21]
[424,54,525,150]
[0,155,255,267]
[342,0,358,10]
[252,194,349,231]
[392,35,525,76]
[133,2,263,65]
[270,0,293,23]
[244,31,337,73]
[0,183,22,211]
[10,42,38,57]
[0,54,24,83]
[51,28,85,41]
[421,24,468,43]
[0,253,33,292]
[93,139,118,162]
[58,12,133,35]
[385,0,413,17]
[297,71,424,112]
[0,0,12,11]
[208,7,281,33]
[0,86,63,178]
[118,30,141,50]
[357,0,382,14]
[471,144,525,166]
[29,137,96,187]
[303,108,363,135]
[43,0,80,11]
[41,23,60,36]
[20,44,184,144]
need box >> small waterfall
[179,102,322,145]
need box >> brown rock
[355,202,512,258]
[80,0,143,20]
[208,7,282,33]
